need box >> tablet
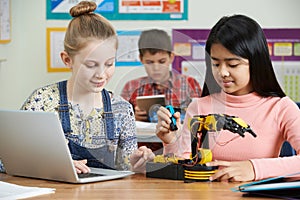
[136,95,166,114]
[232,172,300,199]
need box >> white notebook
[0,181,55,200]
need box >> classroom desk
[0,173,268,200]
[136,121,160,143]
[136,121,163,153]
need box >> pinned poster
[46,0,188,20]
[46,27,69,72]
[0,0,11,44]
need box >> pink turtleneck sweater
[164,91,300,180]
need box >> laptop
[0,109,134,183]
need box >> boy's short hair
[138,29,172,57]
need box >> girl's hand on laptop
[130,146,154,173]
[74,159,91,174]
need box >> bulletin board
[46,28,142,72]
[0,0,11,44]
[46,27,70,72]
[172,28,300,102]
[46,0,188,20]
[264,29,300,102]
[172,29,210,87]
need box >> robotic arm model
[188,114,257,165]
[146,107,257,182]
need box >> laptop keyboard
[78,173,104,178]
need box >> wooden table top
[0,173,269,200]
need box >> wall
[0,0,300,109]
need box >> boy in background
[121,29,202,122]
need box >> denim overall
[58,81,115,169]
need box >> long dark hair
[202,14,285,98]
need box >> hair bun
[69,1,97,17]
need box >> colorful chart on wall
[172,29,300,102]
[46,0,188,20]
[116,30,142,67]
[264,29,300,102]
